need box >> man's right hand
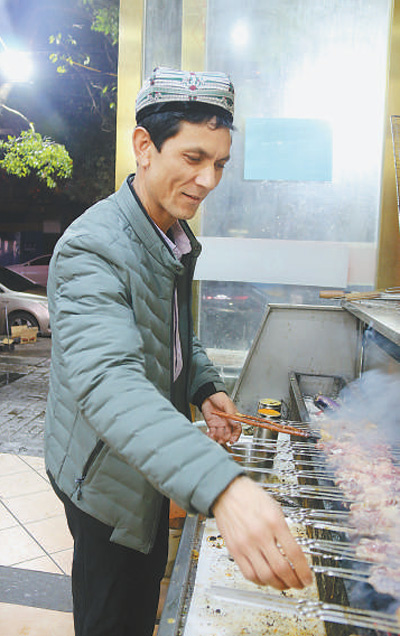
[212,476,313,590]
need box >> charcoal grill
[158,300,400,636]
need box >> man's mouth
[182,192,202,203]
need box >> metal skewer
[246,439,323,453]
[263,482,347,497]
[284,507,349,520]
[233,462,335,481]
[208,586,400,633]
[311,564,369,582]
[300,544,388,566]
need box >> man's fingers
[213,477,313,592]
[228,420,242,443]
[232,550,288,590]
[260,544,306,589]
[274,528,313,587]
[231,538,309,589]
[207,418,241,444]
[257,502,313,588]
[207,422,231,443]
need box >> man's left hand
[201,392,241,444]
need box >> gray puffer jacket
[45,176,243,553]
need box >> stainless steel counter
[344,299,400,346]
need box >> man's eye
[216,162,227,170]
[185,155,201,163]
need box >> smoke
[349,580,399,616]
[329,368,400,444]
[319,368,400,608]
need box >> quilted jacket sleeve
[189,334,227,407]
[49,227,244,516]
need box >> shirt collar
[158,222,192,261]
[127,174,193,260]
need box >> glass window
[143,0,182,77]
[203,0,391,244]
[143,0,392,386]
[196,0,391,372]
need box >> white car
[0,267,50,336]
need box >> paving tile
[0,602,74,635]
[0,470,49,499]
[4,490,64,525]
[19,455,46,471]
[0,341,50,455]
[18,455,48,480]
[0,453,28,476]
[13,556,65,574]
[0,565,72,613]
[50,549,73,576]
[13,555,64,575]
[25,515,73,554]
[0,503,18,531]
[0,526,46,566]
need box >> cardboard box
[11,326,38,344]
[0,337,15,351]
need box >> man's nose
[195,166,218,190]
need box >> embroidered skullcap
[135,67,234,122]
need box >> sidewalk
[0,339,167,635]
[0,338,74,635]
[0,337,50,457]
[0,452,74,635]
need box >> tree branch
[0,102,35,131]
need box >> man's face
[135,119,231,232]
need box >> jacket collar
[112,175,202,274]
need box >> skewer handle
[319,290,381,300]
[211,410,311,438]
[319,290,346,298]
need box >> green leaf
[0,131,73,189]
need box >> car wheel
[8,311,40,334]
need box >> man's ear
[132,127,153,168]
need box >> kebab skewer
[211,409,315,438]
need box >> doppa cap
[135,67,234,121]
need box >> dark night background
[0,0,118,263]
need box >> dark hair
[136,101,234,151]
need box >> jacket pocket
[74,439,107,500]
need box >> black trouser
[50,475,169,636]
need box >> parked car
[0,267,50,336]
[7,254,51,287]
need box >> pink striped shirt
[158,222,192,381]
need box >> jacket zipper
[75,439,105,500]
[185,259,194,413]
[169,276,177,400]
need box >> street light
[0,48,33,83]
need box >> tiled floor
[0,452,171,635]
[0,604,74,636]
[0,452,74,634]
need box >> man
[45,67,312,636]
